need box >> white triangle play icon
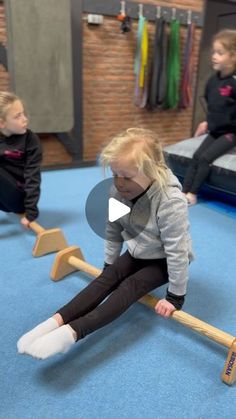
[108,198,131,222]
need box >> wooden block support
[29,220,68,257]
[50,245,85,279]
[50,245,236,385]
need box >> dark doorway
[193,0,236,132]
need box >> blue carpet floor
[0,166,236,419]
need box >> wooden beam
[50,245,236,385]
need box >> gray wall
[5,0,74,133]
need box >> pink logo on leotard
[225,133,234,142]
[219,85,233,96]
[4,150,24,159]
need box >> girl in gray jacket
[17,128,193,360]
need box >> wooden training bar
[19,216,68,257]
[51,245,236,386]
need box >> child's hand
[155,299,176,318]
[20,216,31,229]
[194,121,208,137]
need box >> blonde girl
[17,128,193,360]
[0,91,42,227]
[183,29,236,205]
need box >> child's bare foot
[185,192,197,206]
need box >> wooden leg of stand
[51,246,85,280]
[221,339,236,386]
[32,228,68,257]
[17,216,68,257]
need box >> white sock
[17,317,59,354]
[26,325,76,360]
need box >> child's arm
[104,219,123,264]
[23,131,42,222]
[157,196,191,315]
[104,185,125,264]
[194,77,210,137]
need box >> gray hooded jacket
[105,170,193,296]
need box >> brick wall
[0,0,204,167]
[83,0,204,161]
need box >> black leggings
[0,167,25,213]
[182,133,236,194]
[58,251,169,340]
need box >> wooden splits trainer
[51,245,236,386]
[29,220,68,257]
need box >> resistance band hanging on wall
[179,12,195,109]
[82,1,203,113]
[134,5,149,108]
[164,10,181,109]
[147,12,168,110]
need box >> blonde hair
[213,29,236,55]
[100,128,169,189]
[0,91,20,120]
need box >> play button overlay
[85,177,151,241]
[108,198,130,222]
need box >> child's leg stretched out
[17,251,141,357]
[18,254,168,359]
[65,258,168,339]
